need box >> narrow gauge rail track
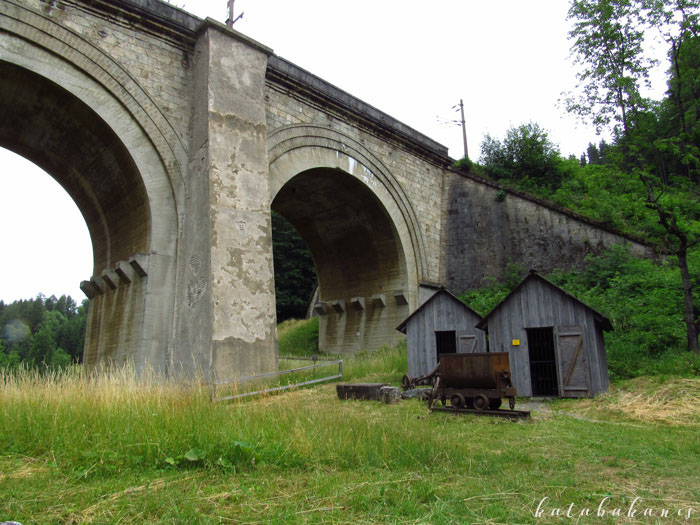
[430,406,531,420]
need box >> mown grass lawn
[1,346,698,524]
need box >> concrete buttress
[176,20,278,380]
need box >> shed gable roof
[396,288,483,334]
[475,270,613,331]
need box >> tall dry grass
[558,376,700,425]
[0,343,409,476]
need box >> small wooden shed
[476,270,612,398]
[397,288,486,378]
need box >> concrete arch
[268,124,427,353]
[0,2,182,373]
[1,0,188,193]
[268,124,428,295]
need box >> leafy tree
[271,211,317,322]
[480,122,565,191]
[585,140,613,165]
[28,310,63,366]
[0,338,21,370]
[1,294,86,367]
[567,0,700,353]
[566,0,655,138]
[645,0,700,182]
[49,347,73,368]
[586,142,600,164]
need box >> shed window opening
[526,327,559,396]
[435,330,457,362]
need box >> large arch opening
[0,148,92,303]
[0,60,162,370]
[0,61,151,272]
[272,167,410,354]
[0,147,93,368]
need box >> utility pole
[459,99,468,160]
[226,0,243,27]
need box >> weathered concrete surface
[441,171,655,293]
[0,0,181,374]
[195,21,278,379]
[173,19,278,380]
[0,0,657,380]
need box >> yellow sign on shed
[512,339,521,346]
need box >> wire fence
[210,358,343,402]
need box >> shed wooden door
[457,331,478,353]
[555,326,591,398]
[435,330,456,363]
[526,327,559,396]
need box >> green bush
[606,339,700,379]
[452,156,473,173]
[480,122,566,191]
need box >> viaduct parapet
[0,0,654,379]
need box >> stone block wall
[441,170,655,293]
[264,58,448,286]
[21,0,197,148]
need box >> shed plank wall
[406,293,485,377]
[486,278,607,397]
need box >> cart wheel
[450,393,465,409]
[402,374,411,391]
[489,398,502,410]
[473,394,489,411]
[509,397,515,410]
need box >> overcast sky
[0,0,670,303]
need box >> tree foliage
[480,122,566,191]
[0,294,86,369]
[566,0,655,136]
[566,0,700,352]
[271,211,317,323]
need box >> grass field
[1,339,699,523]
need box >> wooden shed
[476,270,612,398]
[397,288,486,378]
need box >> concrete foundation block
[336,382,390,401]
[380,385,401,404]
[371,294,386,307]
[80,280,99,299]
[313,301,328,315]
[330,300,345,313]
[90,276,107,295]
[129,253,150,277]
[115,261,134,283]
[393,291,408,305]
[102,270,119,290]
[350,297,365,310]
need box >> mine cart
[430,352,517,411]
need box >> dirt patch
[516,399,554,419]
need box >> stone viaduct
[0,0,653,379]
